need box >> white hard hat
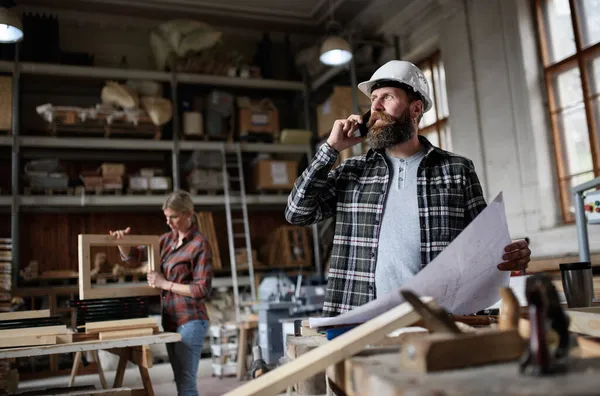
[358,60,433,113]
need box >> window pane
[552,67,583,110]
[556,103,594,175]
[440,123,452,152]
[420,66,437,127]
[577,0,600,48]
[544,0,576,63]
[420,129,440,148]
[588,55,600,95]
[434,61,449,118]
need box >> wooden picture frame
[78,234,161,300]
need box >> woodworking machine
[257,275,325,365]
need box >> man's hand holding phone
[326,113,369,152]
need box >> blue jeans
[166,319,209,396]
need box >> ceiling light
[320,35,352,66]
[0,2,22,43]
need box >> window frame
[534,0,600,222]
[417,51,451,150]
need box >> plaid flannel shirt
[124,225,212,331]
[285,136,487,317]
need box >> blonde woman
[110,190,212,396]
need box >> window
[417,51,452,151]
[535,0,600,222]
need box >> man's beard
[365,109,415,150]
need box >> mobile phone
[357,110,370,137]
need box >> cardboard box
[317,86,371,137]
[252,160,297,191]
[238,97,279,139]
[0,76,12,132]
[99,163,125,177]
[128,176,149,191]
[149,176,171,191]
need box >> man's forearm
[285,143,339,226]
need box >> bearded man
[285,60,531,317]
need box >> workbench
[0,332,181,395]
[327,348,600,396]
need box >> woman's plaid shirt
[123,226,212,331]
[285,136,487,317]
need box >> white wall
[382,0,599,258]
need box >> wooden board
[86,318,157,334]
[0,332,181,359]
[0,334,56,348]
[567,309,600,337]
[78,234,161,300]
[224,298,432,396]
[99,327,154,341]
[57,332,74,344]
[398,329,524,372]
[344,352,600,396]
[528,253,600,273]
[0,309,50,321]
[0,325,67,338]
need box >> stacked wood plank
[0,238,12,313]
[84,317,158,341]
[0,310,72,349]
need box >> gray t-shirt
[374,148,426,297]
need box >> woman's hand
[148,271,168,289]
[109,227,132,257]
[109,227,131,240]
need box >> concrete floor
[16,358,245,396]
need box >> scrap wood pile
[70,297,158,342]
[226,274,600,396]
[0,310,73,349]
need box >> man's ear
[410,100,424,122]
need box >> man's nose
[371,98,384,112]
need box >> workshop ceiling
[16,0,384,34]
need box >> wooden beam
[99,328,154,341]
[398,330,524,372]
[527,253,600,273]
[86,318,157,334]
[0,310,50,321]
[567,308,600,337]
[78,234,161,300]
[0,334,56,348]
[62,387,133,395]
[0,325,67,338]
[224,298,432,396]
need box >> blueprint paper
[310,192,511,328]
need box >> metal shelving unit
[11,193,289,208]
[0,61,304,91]
[4,54,322,294]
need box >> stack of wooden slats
[0,310,73,349]
[70,297,149,329]
[266,226,312,267]
[0,238,12,313]
[0,239,11,395]
[84,318,158,341]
